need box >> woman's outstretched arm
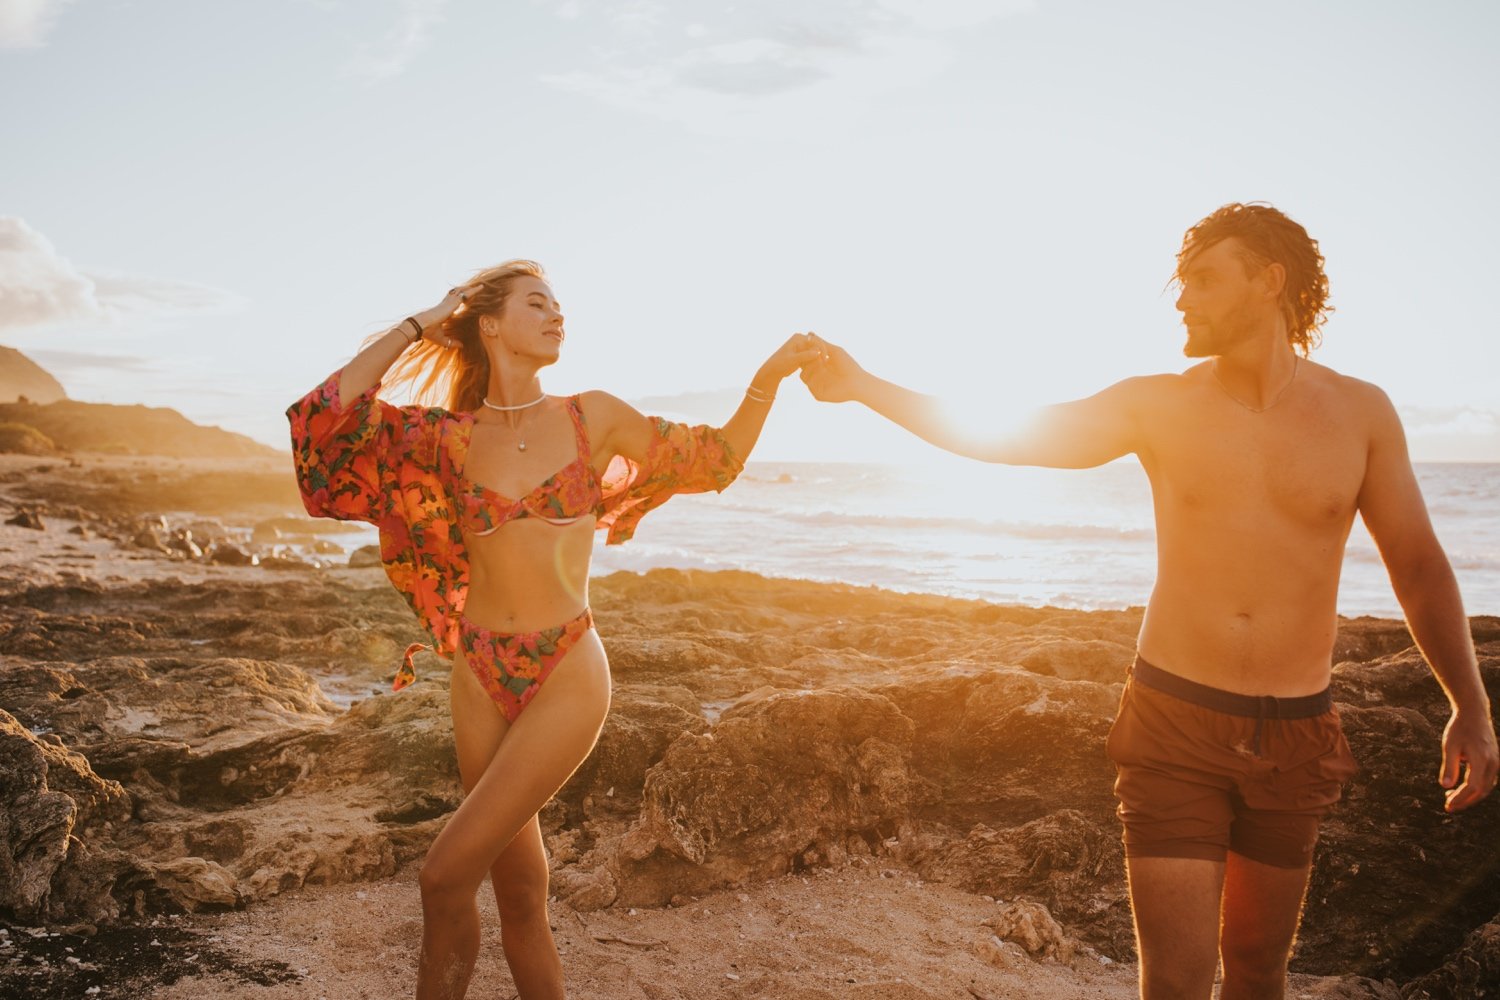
[597,332,822,464]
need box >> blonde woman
[288,260,817,999]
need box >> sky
[2,0,1498,463]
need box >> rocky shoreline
[2,453,1497,998]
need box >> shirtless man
[800,202,1498,999]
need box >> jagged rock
[1402,911,1500,998]
[985,899,1078,963]
[136,856,241,912]
[614,687,915,904]
[0,711,133,924]
[901,810,1130,959]
[1299,675,1500,979]
[559,685,708,818]
[1004,636,1135,684]
[882,668,1121,830]
[347,544,382,569]
[552,865,617,912]
[974,932,1029,969]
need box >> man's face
[1175,237,1264,358]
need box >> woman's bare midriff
[462,517,597,632]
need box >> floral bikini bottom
[458,608,595,722]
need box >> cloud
[534,0,1033,132]
[0,217,245,331]
[24,349,157,373]
[343,0,448,82]
[0,0,74,48]
[1400,405,1500,463]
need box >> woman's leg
[416,631,610,1000]
[445,654,567,995]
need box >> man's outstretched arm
[1356,385,1498,812]
[800,336,1146,469]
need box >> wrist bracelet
[744,384,776,404]
[401,317,423,343]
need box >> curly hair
[1175,203,1332,355]
[377,259,548,412]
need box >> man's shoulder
[1303,360,1395,411]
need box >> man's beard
[1182,312,1255,358]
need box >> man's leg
[1126,855,1225,1000]
[1217,851,1312,1000]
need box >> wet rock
[130,527,168,553]
[249,520,283,546]
[208,541,254,566]
[6,508,44,530]
[347,544,382,569]
[165,529,203,560]
[258,554,316,571]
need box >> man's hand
[1440,707,1499,812]
[799,335,867,403]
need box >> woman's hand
[412,284,481,348]
[754,332,825,390]
[799,334,867,404]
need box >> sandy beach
[2,453,1497,999]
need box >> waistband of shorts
[1131,656,1332,719]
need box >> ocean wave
[746,507,1158,543]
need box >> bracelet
[400,317,423,343]
[744,384,776,404]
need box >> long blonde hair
[379,259,548,411]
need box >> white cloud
[1400,405,1500,463]
[0,0,74,48]
[0,217,245,331]
[534,0,1033,133]
[343,0,448,82]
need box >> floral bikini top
[287,367,743,688]
[456,395,600,536]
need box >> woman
[287,260,818,999]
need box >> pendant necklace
[1210,357,1299,414]
[481,393,546,451]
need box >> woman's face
[485,276,565,365]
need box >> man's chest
[1143,396,1369,526]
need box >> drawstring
[1252,695,1282,756]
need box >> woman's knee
[419,855,479,907]
[492,864,549,921]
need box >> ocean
[586,460,1500,618]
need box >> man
[800,203,1497,999]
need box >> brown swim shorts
[1106,656,1358,870]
